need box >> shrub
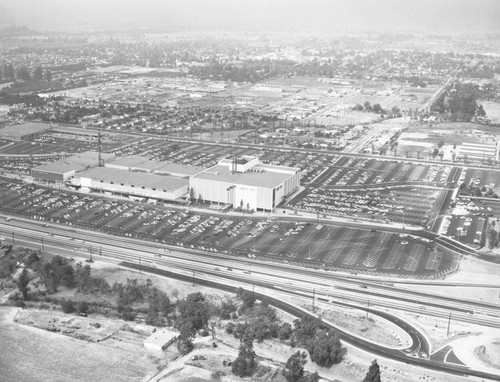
[60,299,75,314]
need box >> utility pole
[192,270,195,286]
[312,288,316,309]
[139,257,142,274]
[366,299,370,319]
[12,231,15,246]
[446,312,452,337]
[41,237,44,254]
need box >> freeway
[3,218,500,326]
[121,261,500,381]
[3,219,500,380]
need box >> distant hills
[0,25,37,37]
[0,0,499,35]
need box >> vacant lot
[0,307,159,382]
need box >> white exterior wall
[234,185,258,210]
[190,178,231,205]
[75,177,186,201]
[105,163,130,171]
[283,170,301,195]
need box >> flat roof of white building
[78,167,188,191]
[107,155,149,168]
[107,156,204,177]
[192,164,295,188]
[154,162,204,177]
[33,151,115,175]
[144,328,178,350]
[0,122,51,138]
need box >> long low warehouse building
[31,151,116,183]
[70,167,188,201]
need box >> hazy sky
[1,0,499,33]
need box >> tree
[24,251,40,269]
[363,359,382,382]
[33,66,43,81]
[363,101,372,112]
[232,332,256,377]
[17,268,30,300]
[279,322,293,340]
[44,70,52,82]
[292,317,345,367]
[177,292,210,334]
[476,104,486,117]
[76,301,89,314]
[309,329,346,367]
[3,63,14,79]
[74,262,91,292]
[60,299,75,313]
[237,288,256,312]
[39,256,75,293]
[17,66,30,81]
[372,103,384,114]
[283,351,306,382]
[177,322,195,354]
[390,106,401,117]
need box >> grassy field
[481,101,500,122]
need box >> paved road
[123,261,500,381]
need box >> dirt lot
[0,306,161,382]
[301,301,411,349]
[475,339,500,369]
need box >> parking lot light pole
[447,312,452,337]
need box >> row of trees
[15,255,171,325]
[352,101,402,118]
[0,63,52,83]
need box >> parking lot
[438,214,486,247]
[0,179,458,277]
[287,156,453,226]
[460,167,500,196]
[289,186,444,226]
